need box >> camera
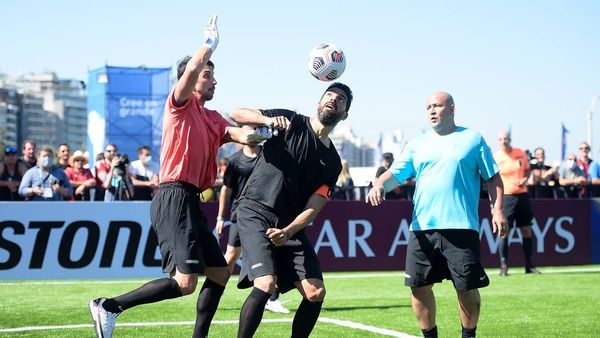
[114,154,130,174]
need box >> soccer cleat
[265,299,290,314]
[89,298,119,338]
[525,267,542,274]
[500,265,508,276]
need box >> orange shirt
[494,147,529,195]
[159,91,231,190]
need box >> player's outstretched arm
[366,171,399,206]
[174,14,219,105]
[268,194,328,247]
[486,173,508,237]
[229,108,291,134]
[223,126,270,145]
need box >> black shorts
[236,199,323,293]
[405,229,489,291]
[227,222,242,247]
[503,193,534,228]
[151,182,227,274]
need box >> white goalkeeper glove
[203,14,219,52]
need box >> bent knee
[253,275,277,294]
[305,286,326,302]
[205,266,231,286]
[176,278,198,295]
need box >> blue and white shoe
[89,298,119,338]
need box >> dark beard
[317,110,342,127]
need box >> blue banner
[87,66,170,169]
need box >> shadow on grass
[322,304,411,312]
[216,304,410,312]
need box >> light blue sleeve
[476,135,498,181]
[18,168,34,197]
[389,142,416,184]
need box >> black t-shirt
[0,164,23,201]
[241,109,342,219]
[224,146,262,214]
[530,162,551,171]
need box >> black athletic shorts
[503,193,534,228]
[227,222,242,247]
[151,182,227,274]
[236,198,323,293]
[404,229,489,291]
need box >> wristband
[216,216,224,221]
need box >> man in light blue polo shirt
[367,91,507,338]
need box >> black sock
[462,326,477,338]
[291,298,323,338]
[422,325,438,338]
[238,288,271,338]
[499,237,509,266]
[104,277,182,313]
[523,237,533,269]
[193,278,226,338]
[269,287,280,301]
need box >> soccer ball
[307,43,346,81]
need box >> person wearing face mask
[128,145,159,200]
[558,153,588,198]
[18,147,73,201]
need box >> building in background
[330,125,375,167]
[0,87,20,148]
[0,73,87,151]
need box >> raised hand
[203,14,219,52]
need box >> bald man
[367,92,507,338]
[494,132,540,276]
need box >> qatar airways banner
[0,200,593,280]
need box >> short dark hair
[38,147,53,157]
[177,56,215,80]
[137,145,151,154]
[324,82,353,112]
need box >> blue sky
[3,1,600,162]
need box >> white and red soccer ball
[307,43,346,81]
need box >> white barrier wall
[0,202,164,280]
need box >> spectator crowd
[1,136,599,202]
[0,140,158,202]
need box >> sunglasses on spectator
[579,146,590,150]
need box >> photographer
[103,153,134,201]
[18,147,72,201]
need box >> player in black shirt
[215,142,290,314]
[215,143,262,271]
[229,82,353,338]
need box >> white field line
[319,317,419,338]
[0,317,417,337]
[1,266,599,285]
